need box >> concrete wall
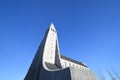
[70,67,97,80]
[39,66,71,80]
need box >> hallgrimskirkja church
[24,23,97,80]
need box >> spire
[49,23,56,32]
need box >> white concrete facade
[42,23,89,71]
[60,58,89,71]
[43,23,58,64]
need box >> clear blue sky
[0,0,120,80]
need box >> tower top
[49,23,56,32]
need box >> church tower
[24,23,97,80]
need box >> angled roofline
[61,55,88,68]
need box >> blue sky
[0,0,120,80]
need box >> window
[65,62,66,67]
[51,28,52,30]
[69,63,71,66]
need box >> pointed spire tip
[49,23,56,31]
